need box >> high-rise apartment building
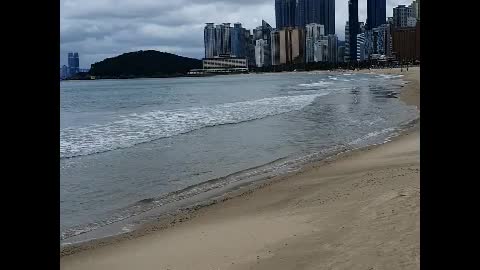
[68,52,79,75]
[223,23,232,54]
[327,34,338,63]
[246,32,256,67]
[270,30,281,66]
[205,22,254,59]
[363,30,373,59]
[393,5,414,29]
[370,24,391,56]
[255,39,268,67]
[279,27,305,64]
[314,37,329,62]
[215,23,232,55]
[338,46,345,63]
[410,0,420,20]
[254,20,273,43]
[344,21,350,62]
[214,25,223,55]
[366,0,386,30]
[252,20,273,67]
[204,23,216,58]
[60,65,69,79]
[348,0,359,62]
[231,23,247,57]
[305,23,325,63]
[356,33,366,61]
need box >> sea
[60,71,419,246]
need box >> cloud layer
[60,0,413,68]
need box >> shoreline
[61,67,420,269]
[60,65,420,81]
[61,121,418,256]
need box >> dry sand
[61,67,420,270]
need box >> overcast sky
[60,0,413,68]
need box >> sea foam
[60,94,327,158]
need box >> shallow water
[60,72,418,244]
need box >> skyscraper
[366,0,386,30]
[305,23,325,63]
[295,0,305,27]
[323,0,335,35]
[252,20,273,67]
[363,30,373,59]
[275,0,297,29]
[327,34,338,63]
[222,23,232,54]
[68,52,79,75]
[338,46,345,63]
[348,0,359,62]
[255,39,268,67]
[356,33,366,61]
[314,37,329,62]
[299,0,335,34]
[214,23,232,56]
[279,27,305,64]
[344,21,350,62]
[215,25,223,56]
[271,30,281,66]
[370,24,391,56]
[410,0,420,20]
[246,32,256,67]
[254,20,273,43]
[204,23,216,58]
[60,65,69,79]
[204,22,258,61]
[231,23,247,57]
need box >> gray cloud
[61,0,413,68]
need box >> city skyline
[61,0,413,67]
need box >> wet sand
[61,67,420,270]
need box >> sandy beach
[61,67,420,270]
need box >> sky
[60,0,413,68]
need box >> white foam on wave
[298,81,333,87]
[348,127,396,146]
[61,94,326,158]
[377,74,404,79]
[288,90,330,96]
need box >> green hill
[89,50,202,78]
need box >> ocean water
[60,72,418,245]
